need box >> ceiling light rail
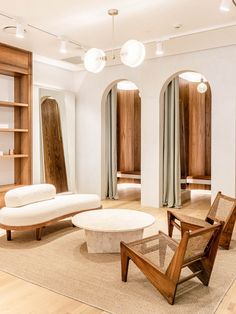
[1,3,236,73]
[0,11,85,51]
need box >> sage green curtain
[105,87,118,199]
[162,78,181,208]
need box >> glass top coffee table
[72,209,155,253]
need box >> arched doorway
[159,71,212,208]
[101,80,141,201]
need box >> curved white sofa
[0,184,101,241]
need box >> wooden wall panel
[205,84,211,176]
[134,91,141,171]
[179,80,211,190]
[179,78,189,181]
[189,82,206,176]
[117,90,141,183]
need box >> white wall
[32,61,76,191]
[74,45,236,207]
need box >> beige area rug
[0,219,235,314]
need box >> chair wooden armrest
[167,191,236,249]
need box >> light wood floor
[0,186,235,314]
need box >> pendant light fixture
[120,39,146,67]
[83,9,146,73]
[197,78,208,94]
[84,48,106,73]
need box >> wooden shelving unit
[0,43,32,207]
[0,101,28,108]
[0,129,28,133]
[0,154,29,159]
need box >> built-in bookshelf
[0,43,32,207]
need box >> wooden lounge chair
[167,191,236,249]
[120,223,223,305]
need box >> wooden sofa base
[0,206,102,241]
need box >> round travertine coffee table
[72,209,155,253]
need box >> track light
[220,0,231,11]
[15,20,25,38]
[155,42,164,56]
[59,38,68,54]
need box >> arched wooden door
[41,97,68,193]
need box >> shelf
[0,101,28,108]
[0,154,28,159]
[0,128,28,133]
[0,184,25,193]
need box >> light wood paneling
[179,78,189,188]
[117,90,141,183]
[179,79,211,190]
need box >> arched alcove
[101,79,142,200]
[159,70,212,207]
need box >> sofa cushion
[0,194,100,227]
[5,184,56,208]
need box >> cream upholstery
[5,184,56,208]
[0,194,100,227]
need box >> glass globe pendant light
[84,48,106,73]
[197,78,208,94]
[120,39,146,67]
[83,8,146,72]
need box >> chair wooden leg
[6,230,11,241]
[36,228,42,241]
[219,215,236,249]
[167,211,174,237]
[120,242,130,282]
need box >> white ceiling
[0,0,236,62]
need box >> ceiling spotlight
[220,0,231,11]
[120,39,146,68]
[15,20,25,38]
[59,38,68,54]
[197,79,208,94]
[84,48,106,73]
[156,42,164,56]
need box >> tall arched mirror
[36,88,76,194]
